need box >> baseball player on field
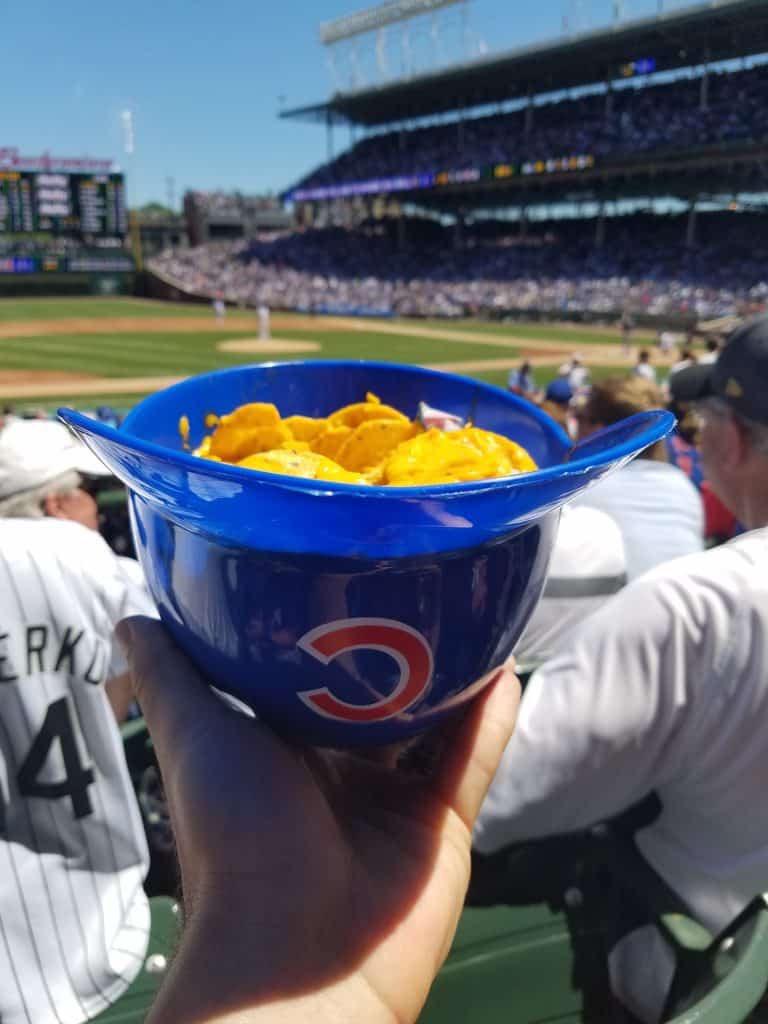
[0,419,158,1024]
[258,303,270,341]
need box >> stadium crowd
[293,63,768,191]
[149,211,767,319]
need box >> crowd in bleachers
[149,211,768,318]
[293,63,768,192]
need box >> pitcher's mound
[217,338,321,354]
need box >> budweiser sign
[0,148,114,172]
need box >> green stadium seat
[419,895,768,1024]
[418,902,589,1023]
[662,897,768,1024]
[420,819,768,1024]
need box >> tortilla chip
[284,414,327,443]
[238,448,363,483]
[327,398,408,430]
[310,424,353,461]
[335,418,421,472]
[218,402,281,430]
[187,392,537,487]
[210,423,292,462]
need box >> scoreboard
[0,171,127,237]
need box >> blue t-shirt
[665,432,704,490]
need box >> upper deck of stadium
[282,0,768,127]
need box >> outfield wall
[0,272,135,298]
[143,267,214,307]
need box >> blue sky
[4,0,695,207]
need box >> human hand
[118,616,519,1024]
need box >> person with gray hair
[473,315,768,1022]
[0,418,160,1024]
[0,418,111,525]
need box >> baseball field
[0,296,668,412]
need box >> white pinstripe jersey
[0,518,155,1024]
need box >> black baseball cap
[670,315,768,425]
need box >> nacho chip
[218,402,281,430]
[189,393,537,486]
[311,424,353,461]
[238,448,363,484]
[327,395,408,430]
[284,414,327,443]
[335,418,421,472]
[209,423,292,463]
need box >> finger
[115,616,236,777]
[434,666,520,832]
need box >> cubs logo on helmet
[296,617,434,723]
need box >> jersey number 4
[16,697,95,820]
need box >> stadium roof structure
[282,0,768,127]
[411,142,768,213]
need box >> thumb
[434,665,520,832]
[116,616,234,777]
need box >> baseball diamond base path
[0,374,185,400]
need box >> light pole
[121,110,143,271]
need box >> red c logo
[297,618,434,723]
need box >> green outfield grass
[0,297,216,321]
[0,328,518,376]
[0,296,641,410]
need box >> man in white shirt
[0,420,158,1024]
[560,354,589,393]
[258,303,270,340]
[633,348,657,382]
[571,361,590,393]
[658,329,677,354]
[474,314,768,1022]
[698,337,720,365]
[513,504,626,671]
[668,346,697,378]
[571,376,703,579]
